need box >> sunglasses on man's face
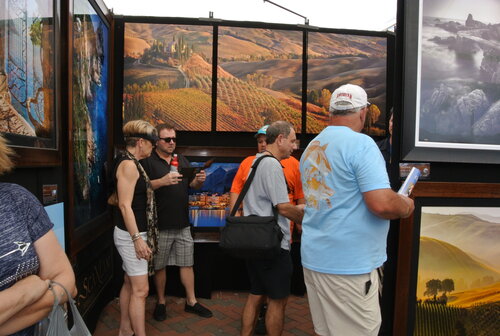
[160,137,176,143]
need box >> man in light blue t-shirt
[300,84,414,336]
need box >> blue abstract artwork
[72,0,109,228]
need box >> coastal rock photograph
[418,0,500,148]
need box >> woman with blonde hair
[111,120,158,336]
[0,134,76,335]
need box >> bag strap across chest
[230,155,280,217]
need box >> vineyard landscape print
[123,23,214,131]
[307,32,387,134]
[217,27,304,132]
[415,207,500,335]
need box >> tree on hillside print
[414,206,500,335]
[442,279,455,295]
[424,279,442,301]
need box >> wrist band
[131,232,141,242]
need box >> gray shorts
[154,227,194,269]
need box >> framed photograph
[307,31,387,135]
[188,162,240,229]
[401,0,500,164]
[394,182,500,335]
[122,22,214,131]
[216,26,303,132]
[68,0,111,255]
[0,0,61,166]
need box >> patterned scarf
[124,150,159,275]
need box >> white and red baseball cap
[329,84,370,111]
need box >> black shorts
[245,249,293,299]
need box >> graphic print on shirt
[0,242,31,259]
[0,241,38,289]
[302,141,334,209]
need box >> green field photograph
[414,207,500,336]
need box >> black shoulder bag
[219,155,284,259]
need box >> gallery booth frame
[393,181,500,335]
[400,0,500,165]
[112,15,394,147]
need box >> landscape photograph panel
[72,0,109,228]
[0,0,57,148]
[414,206,500,335]
[417,0,500,148]
[216,27,304,132]
[123,23,213,131]
[307,32,387,135]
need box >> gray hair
[329,104,365,116]
[266,121,293,145]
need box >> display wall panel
[123,23,213,131]
[307,32,388,134]
[216,26,303,132]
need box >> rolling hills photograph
[417,207,500,302]
[123,23,214,131]
[307,32,387,134]
[413,206,499,336]
[123,23,389,133]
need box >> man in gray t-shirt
[240,121,304,336]
[242,153,290,250]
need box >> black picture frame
[394,182,500,335]
[401,0,500,164]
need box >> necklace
[262,150,276,158]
